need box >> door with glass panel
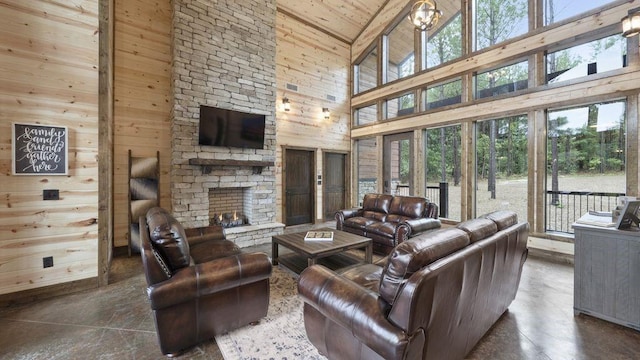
[383,133,413,195]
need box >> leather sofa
[140,207,272,357]
[335,193,441,255]
[299,210,529,360]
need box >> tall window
[475,115,528,220]
[385,92,415,119]
[424,78,462,110]
[354,46,378,95]
[386,18,415,83]
[425,125,462,220]
[475,0,528,51]
[355,104,378,126]
[475,60,528,99]
[544,0,609,25]
[547,34,627,84]
[425,13,462,69]
[546,101,626,234]
[357,138,379,205]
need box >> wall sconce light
[322,107,330,119]
[408,0,443,31]
[282,98,291,112]
[622,7,640,38]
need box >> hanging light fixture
[408,0,443,31]
[621,7,640,38]
[282,98,291,112]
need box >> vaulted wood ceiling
[277,0,389,43]
[276,0,462,53]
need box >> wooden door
[285,149,314,225]
[323,152,347,220]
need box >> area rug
[215,266,327,359]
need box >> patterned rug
[215,266,327,359]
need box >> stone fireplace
[169,0,283,247]
[209,187,252,227]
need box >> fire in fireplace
[211,211,247,228]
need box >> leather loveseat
[140,207,272,357]
[299,210,529,360]
[335,193,441,255]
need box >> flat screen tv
[198,105,266,149]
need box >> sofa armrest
[147,252,271,310]
[298,265,408,360]
[425,202,438,219]
[335,208,362,230]
[185,225,226,246]
[403,218,441,234]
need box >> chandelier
[408,0,443,31]
[621,7,640,38]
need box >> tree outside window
[426,13,462,69]
[544,0,609,25]
[547,34,627,84]
[475,0,528,51]
[546,101,626,233]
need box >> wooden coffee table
[272,228,373,274]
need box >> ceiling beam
[277,7,352,45]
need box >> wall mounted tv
[198,105,266,149]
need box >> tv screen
[198,105,266,149]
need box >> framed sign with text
[12,123,68,175]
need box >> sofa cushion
[146,207,191,273]
[344,216,377,230]
[389,196,427,219]
[379,228,470,305]
[367,221,399,238]
[456,218,497,243]
[362,194,393,214]
[386,214,413,224]
[361,211,387,222]
[481,210,518,230]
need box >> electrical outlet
[43,256,54,268]
[43,189,59,200]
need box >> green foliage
[400,140,410,183]
[427,14,462,68]
[427,79,462,104]
[547,102,626,175]
[476,0,528,49]
[474,116,528,180]
[425,126,462,183]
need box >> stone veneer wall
[170,0,282,245]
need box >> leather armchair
[140,207,272,357]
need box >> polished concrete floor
[1,239,639,359]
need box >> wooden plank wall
[0,0,100,295]
[275,11,351,223]
[113,0,171,248]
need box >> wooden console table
[572,223,640,331]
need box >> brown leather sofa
[140,207,272,357]
[299,210,529,360]
[335,193,441,255]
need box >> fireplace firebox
[211,211,247,228]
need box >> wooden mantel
[188,158,275,174]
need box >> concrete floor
[1,234,639,359]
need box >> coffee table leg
[308,257,317,268]
[365,243,373,263]
[272,241,279,265]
